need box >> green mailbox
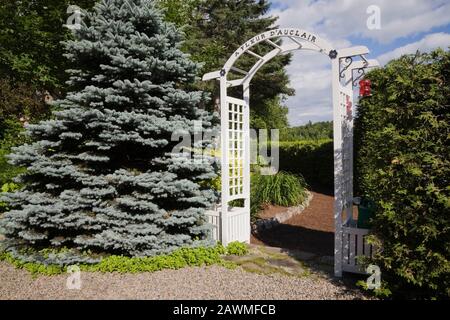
[357,198,375,229]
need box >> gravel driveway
[0,261,366,300]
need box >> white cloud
[268,0,450,126]
[364,1,450,44]
[284,51,333,126]
[271,0,450,44]
[377,32,450,64]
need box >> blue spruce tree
[0,0,218,264]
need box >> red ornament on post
[359,79,371,97]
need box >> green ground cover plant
[0,242,248,276]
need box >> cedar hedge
[354,49,450,298]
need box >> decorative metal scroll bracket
[339,57,353,79]
[352,68,366,87]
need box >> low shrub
[0,242,248,276]
[226,241,249,256]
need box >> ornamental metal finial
[329,50,338,59]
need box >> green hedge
[354,49,450,298]
[277,140,333,189]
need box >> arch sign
[203,28,379,277]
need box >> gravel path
[0,262,366,300]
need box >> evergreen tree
[0,0,98,91]
[280,121,333,141]
[0,0,217,263]
[159,0,294,129]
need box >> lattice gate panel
[218,96,250,245]
[226,97,246,201]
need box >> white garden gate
[203,28,379,277]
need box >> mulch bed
[251,191,335,256]
[257,204,291,220]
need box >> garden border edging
[252,191,314,234]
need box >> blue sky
[267,0,450,126]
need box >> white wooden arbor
[203,28,379,277]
